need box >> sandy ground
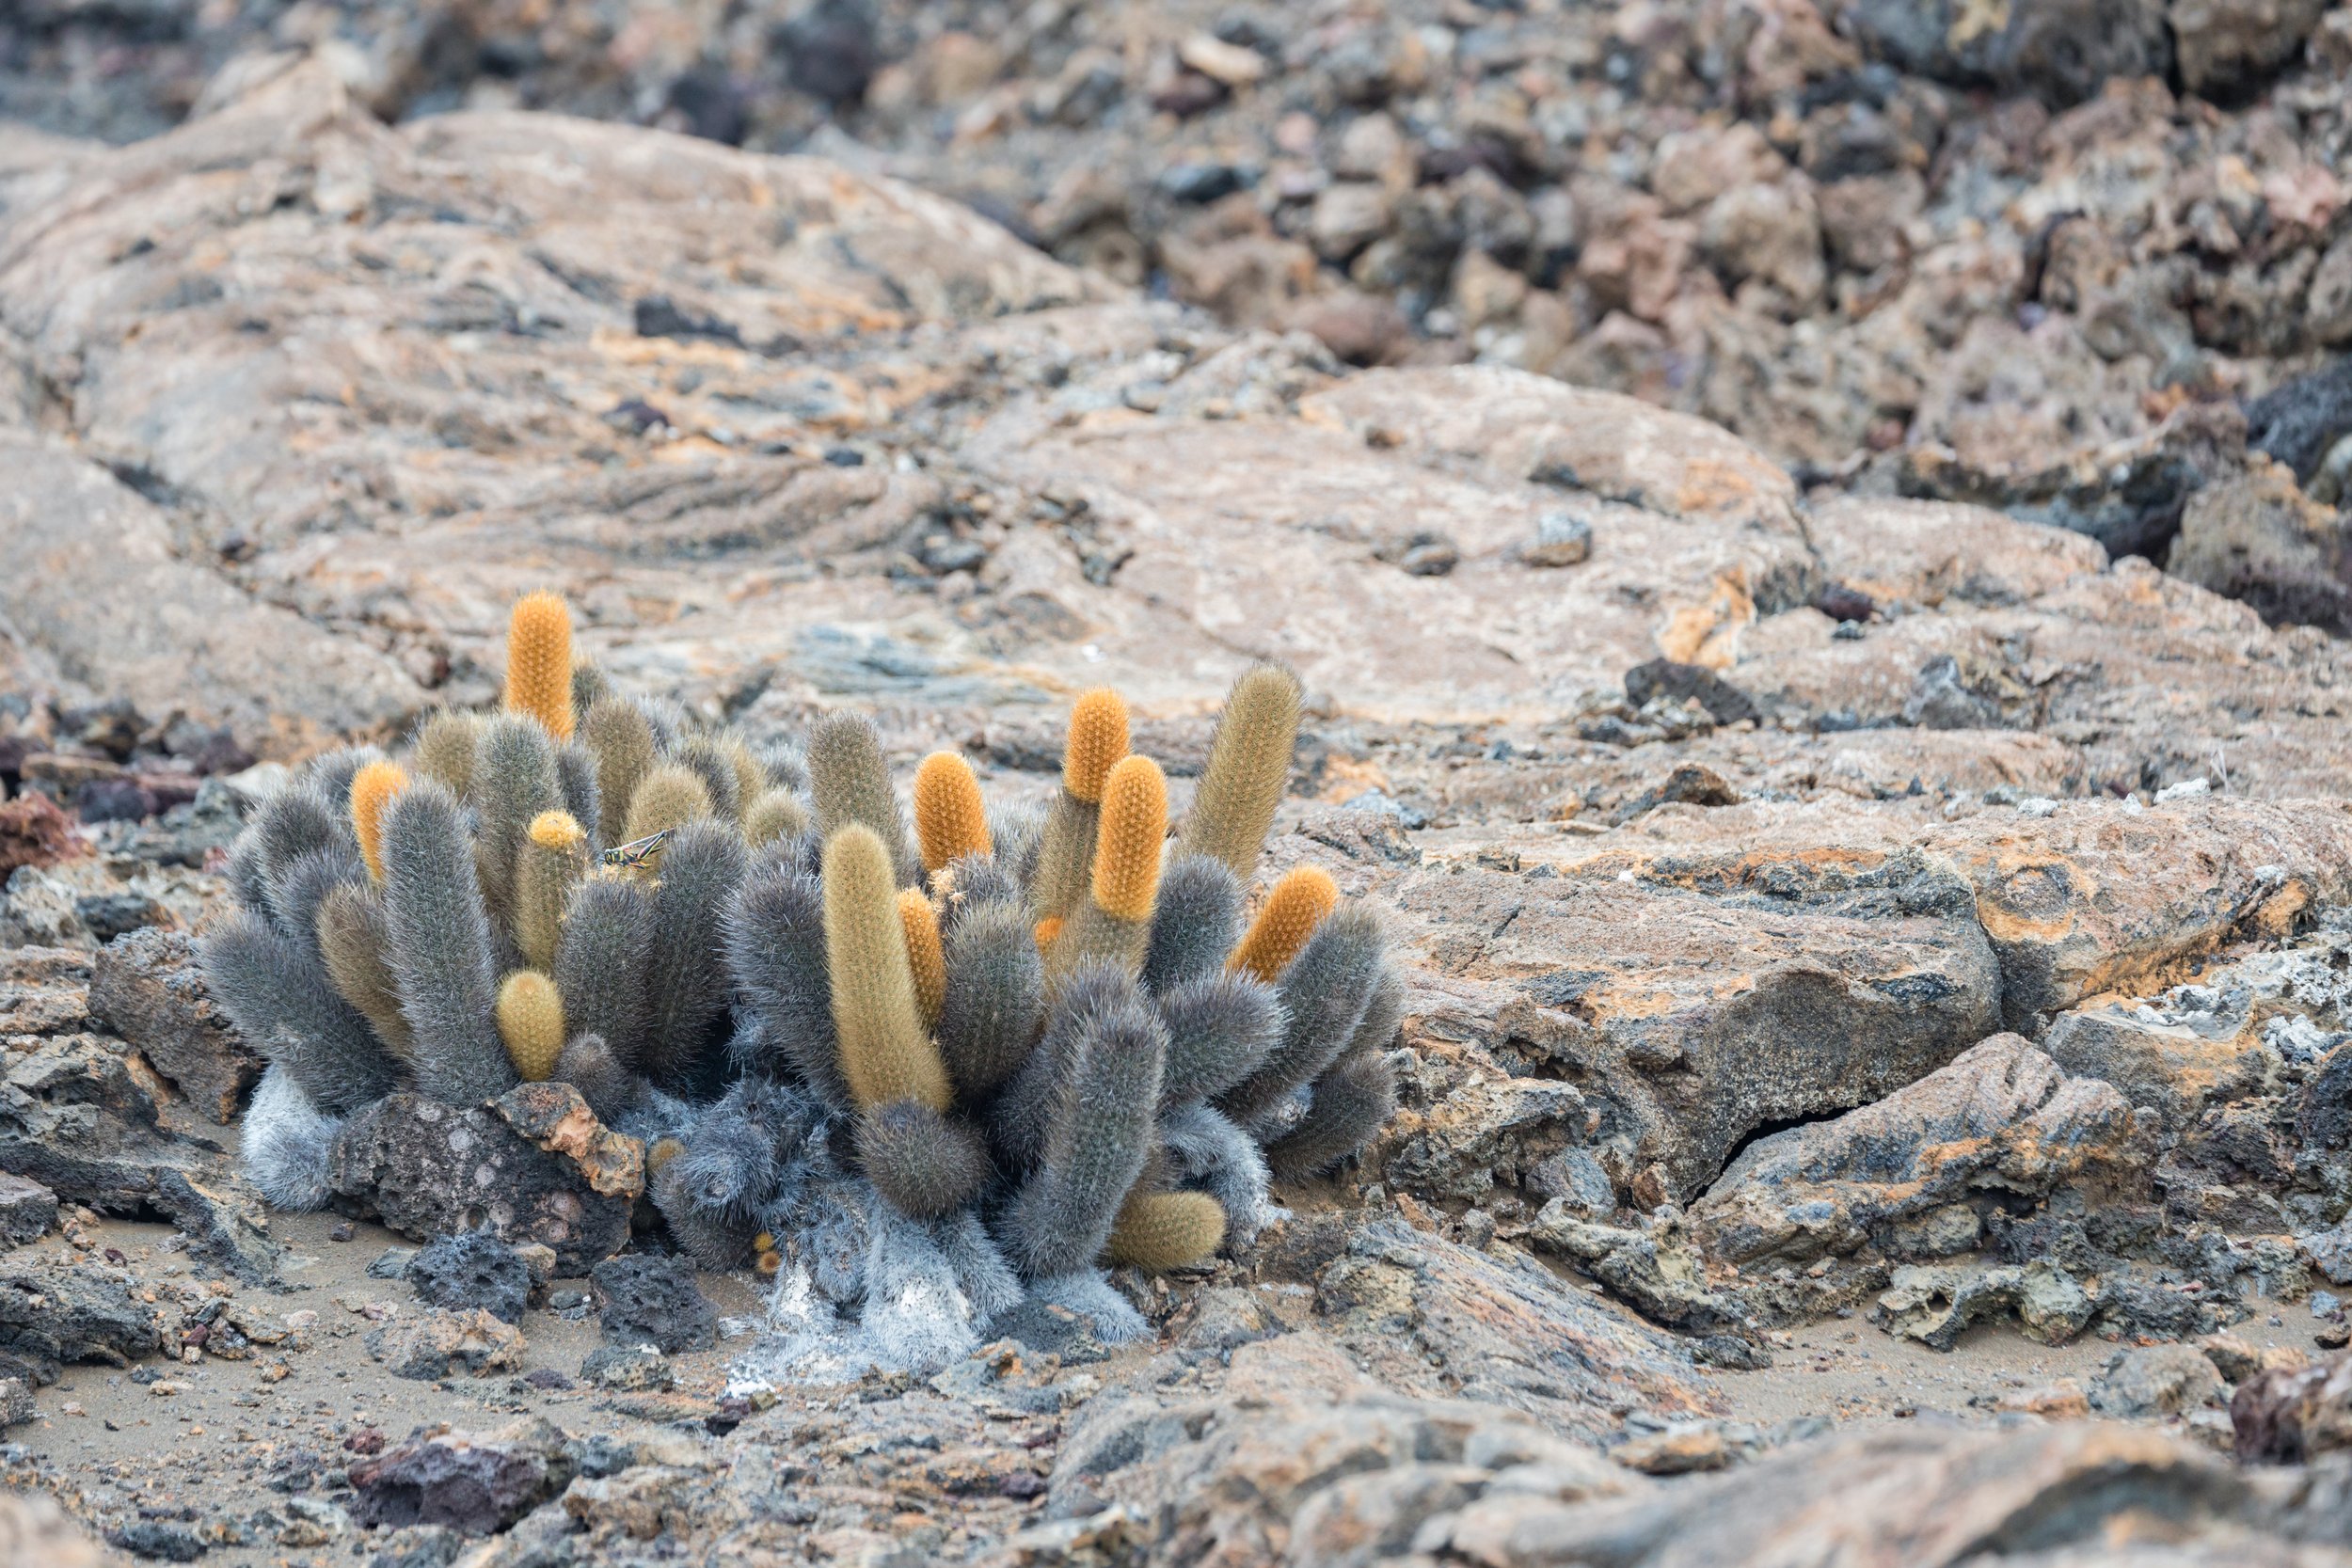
[6,1205,2337,1563]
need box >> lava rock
[0,1265,165,1374]
[347,1418,577,1534]
[405,1232,532,1325]
[1622,658,1759,725]
[88,927,259,1124]
[0,1175,57,1246]
[0,795,84,878]
[2249,358,2352,484]
[580,1343,675,1391]
[591,1255,716,1353]
[365,1307,528,1381]
[2091,1343,2227,1419]
[327,1086,642,1275]
[2233,1350,2352,1462]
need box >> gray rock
[2170,457,2352,636]
[1695,1035,2147,1267]
[87,927,259,1125]
[365,1307,527,1382]
[405,1232,532,1325]
[0,1263,164,1375]
[2092,1343,2228,1418]
[590,1255,716,1354]
[0,430,423,752]
[0,1175,56,1246]
[1316,1219,1712,1438]
[2232,1350,2352,1462]
[580,1343,675,1392]
[327,1086,639,1275]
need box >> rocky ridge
[0,45,2349,1568]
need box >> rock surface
[326,1086,642,1275]
[2,27,2352,1568]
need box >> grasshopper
[598,828,673,871]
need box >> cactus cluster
[206,592,1403,1370]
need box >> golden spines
[516,811,589,972]
[1177,662,1302,878]
[413,711,483,800]
[898,889,947,1030]
[1063,689,1129,802]
[621,763,713,847]
[495,969,565,1082]
[913,752,992,876]
[504,592,576,741]
[349,761,409,884]
[1089,755,1168,924]
[1106,1190,1226,1271]
[1229,866,1340,982]
[744,790,809,847]
[822,825,951,1113]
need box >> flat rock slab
[1388,840,2000,1200]
[327,1085,642,1275]
[1693,1035,2145,1266]
[1315,1218,1714,1437]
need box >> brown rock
[2232,1350,2352,1462]
[2169,456,2352,636]
[0,795,83,879]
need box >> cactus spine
[822,825,950,1113]
[1176,662,1301,877]
[1229,865,1340,982]
[413,711,483,800]
[555,874,655,1068]
[379,781,515,1106]
[1030,689,1127,923]
[914,752,992,877]
[1107,1190,1225,1271]
[348,761,408,884]
[807,712,917,886]
[1051,754,1167,978]
[516,811,588,972]
[316,883,412,1059]
[898,889,947,1030]
[472,715,563,932]
[496,970,565,1081]
[581,696,656,844]
[743,790,808,847]
[622,763,714,847]
[504,591,575,740]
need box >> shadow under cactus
[203,592,1406,1379]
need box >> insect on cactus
[208,590,1406,1373]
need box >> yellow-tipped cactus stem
[898,888,947,1030]
[516,811,589,972]
[1107,1191,1226,1271]
[1051,754,1168,977]
[349,761,409,884]
[913,752,992,876]
[1177,662,1302,878]
[621,763,713,847]
[1229,866,1341,982]
[822,825,951,1113]
[504,592,576,741]
[1063,689,1130,802]
[495,970,566,1082]
[1031,689,1131,922]
[1034,916,1064,950]
[744,789,809,847]
[646,1136,685,1174]
[1089,755,1168,922]
[581,696,656,845]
